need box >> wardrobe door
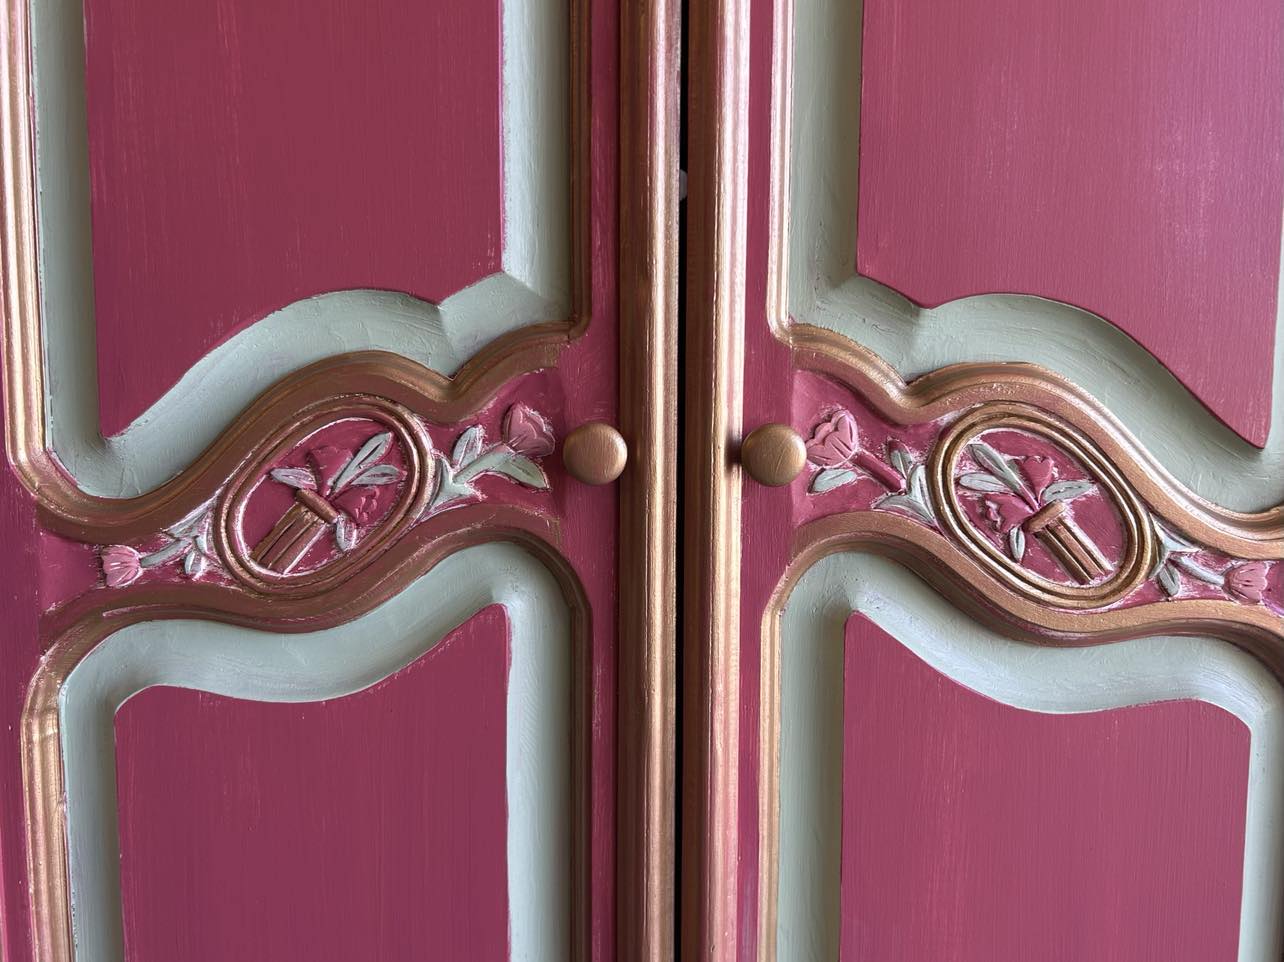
[0,1,676,960]
[686,1,1283,960]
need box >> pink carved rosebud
[1225,561,1270,604]
[332,486,384,525]
[806,411,858,468]
[101,545,143,588]
[983,493,1031,533]
[1022,455,1056,498]
[309,445,348,493]
[503,404,555,458]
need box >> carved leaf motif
[1042,479,1095,503]
[877,494,935,525]
[489,454,549,489]
[332,432,393,493]
[1156,562,1182,598]
[139,539,189,568]
[959,472,1010,493]
[335,516,356,552]
[968,441,1028,497]
[889,444,913,480]
[810,467,859,493]
[183,547,206,578]
[908,464,932,511]
[1008,527,1026,562]
[452,425,485,469]
[270,467,317,489]
[1172,554,1224,586]
[353,464,402,486]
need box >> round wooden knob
[562,422,628,485]
[741,423,806,487]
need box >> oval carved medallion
[214,396,433,596]
[929,404,1156,608]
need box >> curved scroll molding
[3,0,585,503]
[24,534,592,962]
[771,0,1284,509]
[758,552,1284,962]
[793,327,1284,556]
[26,351,559,540]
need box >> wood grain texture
[840,615,1250,962]
[83,0,503,436]
[113,606,510,962]
[856,0,1283,446]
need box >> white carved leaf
[452,425,485,468]
[139,539,189,568]
[959,472,1010,493]
[876,494,935,525]
[353,464,402,486]
[333,432,394,492]
[1008,527,1026,562]
[183,547,206,578]
[1042,479,1095,503]
[335,516,356,552]
[967,441,1027,495]
[490,454,550,489]
[889,445,912,480]
[1173,554,1225,586]
[270,467,317,489]
[1156,562,1182,598]
[810,468,858,493]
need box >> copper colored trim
[294,487,339,524]
[616,0,680,958]
[24,510,593,962]
[683,0,749,957]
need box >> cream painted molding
[772,552,1284,962]
[782,0,1284,512]
[31,0,570,497]
[60,543,572,962]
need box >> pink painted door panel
[115,608,510,962]
[683,0,1284,960]
[84,0,504,436]
[841,617,1248,962]
[0,0,674,960]
[857,0,1282,445]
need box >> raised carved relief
[801,398,1281,615]
[98,399,555,594]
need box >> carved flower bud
[101,545,143,588]
[806,410,858,468]
[332,486,383,525]
[1225,561,1270,604]
[503,404,555,458]
[983,493,1031,533]
[1022,455,1056,498]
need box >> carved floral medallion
[99,397,556,595]
[802,397,1278,614]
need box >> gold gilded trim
[683,0,749,959]
[617,0,680,957]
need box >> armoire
[0,0,1279,960]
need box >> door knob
[562,422,628,485]
[741,423,806,487]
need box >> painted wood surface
[840,616,1248,962]
[856,0,1283,446]
[82,0,503,436]
[113,606,509,962]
